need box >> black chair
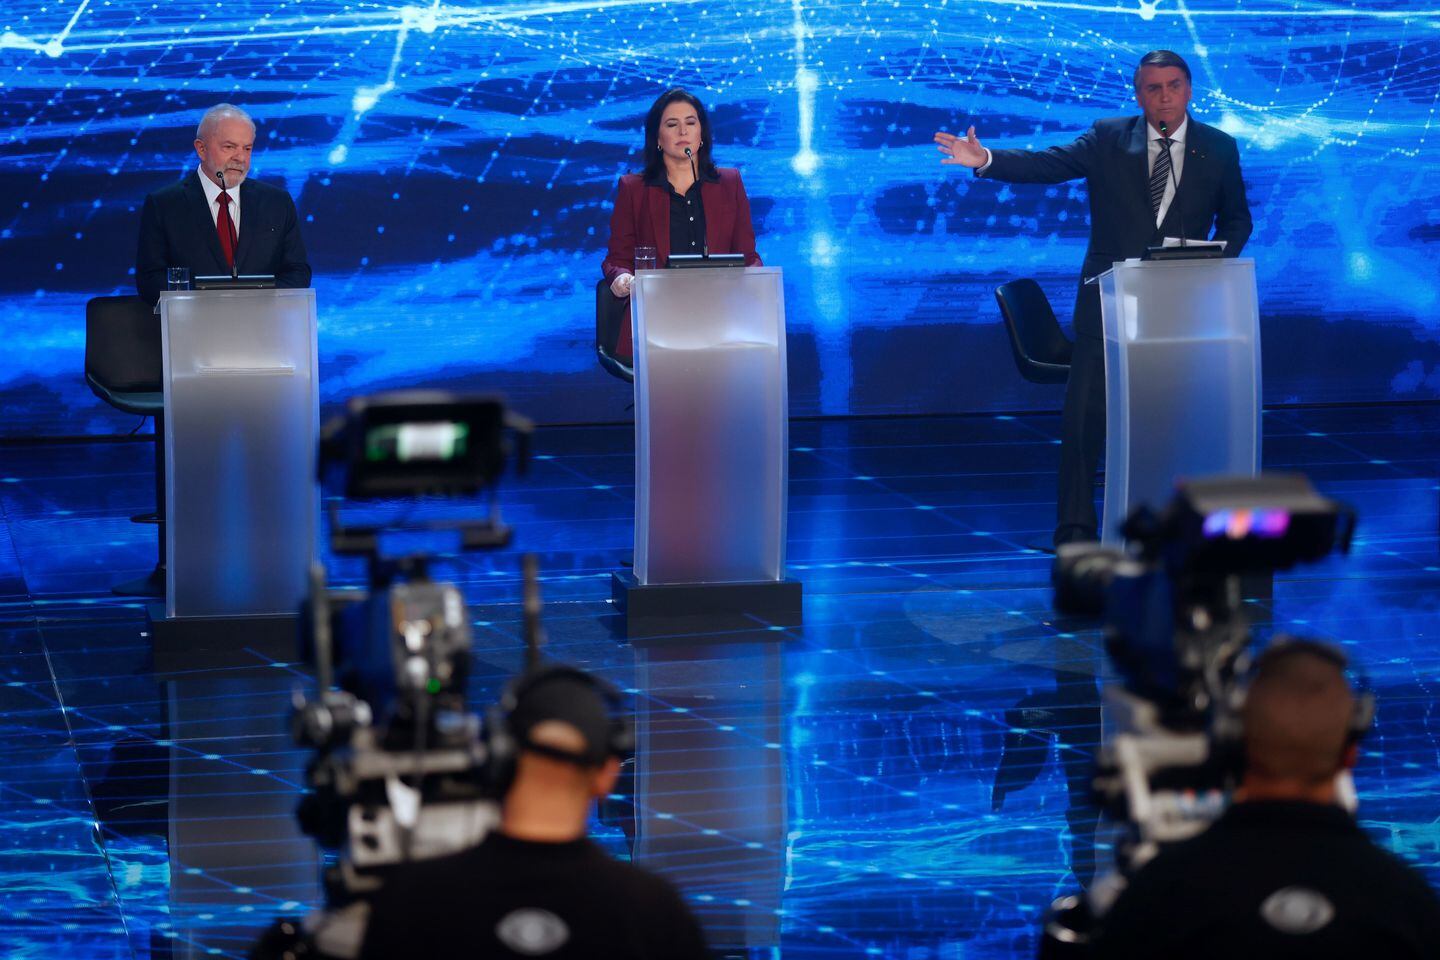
[85,295,166,597]
[595,278,634,383]
[994,279,1073,384]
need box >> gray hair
[195,104,255,141]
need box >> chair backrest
[86,295,162,392]
[994,279,1073,385]
[594,279,634,383]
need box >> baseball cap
[507,674,614,768]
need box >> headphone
[1230,636,1376,752]
[483,663,635,795]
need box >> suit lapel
[186,171,228,269]
[1127,116,1150,219]
[701,178,724,256]
[234,179,255,271]
[646,182,669,263]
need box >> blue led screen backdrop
[2,0,1438,435]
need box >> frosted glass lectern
[150,288,318,667]
[1098,258,1261,543]
[612,267,801,637]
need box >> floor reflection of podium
[631,641,787,951]
[163,675,319,957]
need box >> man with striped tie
[934,50,1252,547]
[135,104,311,305]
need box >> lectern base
[610,571,802,640]
[146,603,298,675]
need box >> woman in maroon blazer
[601,88,762,358]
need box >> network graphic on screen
[2,0,1437,434]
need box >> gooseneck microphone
[684,147,708,259]
[218,169,240,279]
[1157,120,1188,249]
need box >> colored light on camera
[1202,508,1291,539]
[366,421,470,462]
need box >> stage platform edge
[610,571,802,641]
[147,603,300,676]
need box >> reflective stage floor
[2,406,1438,959]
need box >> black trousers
[1055,332,1106,545]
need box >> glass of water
[634,245,657,271]
[166,266,191,290]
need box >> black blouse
[646,167,719,257]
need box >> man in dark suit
[935,50,1252,545]
[135,103,311,305]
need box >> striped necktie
[1149,137,1174,217]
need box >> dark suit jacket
[135,170,311,305]
[982,114,1252,338]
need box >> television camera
[252,391,535,959]
[1040,473,1357,955]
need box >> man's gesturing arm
[937,123,1097,185]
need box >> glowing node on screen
[808,230,837,267]
[412,5,439,34]
[1348,252,1372,282]
[353,82,395,117]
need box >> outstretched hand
[934,126,987,168]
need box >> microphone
[218,169,240,279]
[1157,120,1187,248]
[685,147,708,259]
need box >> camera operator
[358,669,708,960]
[1095,640,1440,959]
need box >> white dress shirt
[197,166,242,234]
[1148,117,1186,228]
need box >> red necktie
[216,191,238,271]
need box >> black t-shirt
[1095,800,1440,959]
[358,832,708,960]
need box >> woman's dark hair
[641,88,718,181]
[1133,49,1192,89]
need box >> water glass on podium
[635,245,657,271]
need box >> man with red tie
[135,104,311,305]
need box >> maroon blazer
[602,167,761,283]
[601,169,762,359]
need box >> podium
[1098,258,1261,543]
[611,267,801,638]
[147,288,319,670]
